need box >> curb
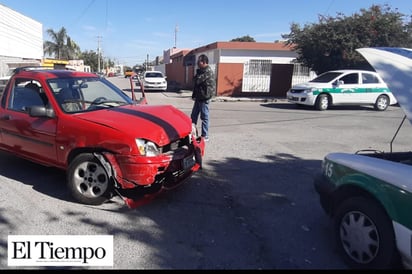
[212,97,286,103]
[176,89,287,103]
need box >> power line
[105,0,109,32]
[324,0,335,15]
[73,0,96,25]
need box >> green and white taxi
[314,47,412,269]
[287,69,397,111]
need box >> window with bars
[246,60,272,76]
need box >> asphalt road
[1,76,411,269]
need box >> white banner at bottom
[8,235,113,267]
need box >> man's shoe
[203,136,209,142]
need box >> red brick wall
[216,63,243,96]
[166,62,185,86]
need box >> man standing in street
[191,54,216,142]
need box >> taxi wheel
[374,95,389,111]
[333,196,400,269]
[315,94,329,111]
[67,153,113,205]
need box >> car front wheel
[333,196,400,269]
[67,153,113,205]
[315,94,329,111]
[374,95,389,111]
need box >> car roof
[325,69,377,74]
[357,47,412,124]
[13,68,98,79]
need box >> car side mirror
[29,105,55,118]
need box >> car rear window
[362,73,380,84]
[145,73,163,78]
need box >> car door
[0,77,58,165]
[334,72,362,104]
[359,72,383,103]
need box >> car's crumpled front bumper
[102,134,205,208]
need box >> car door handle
[0,115,11,120]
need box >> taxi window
[362,73,380,84]
[339,73,358,84]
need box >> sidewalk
[176,89,287,103]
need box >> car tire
[67,153,113,205]
[315,94,329,111]
[333,196,400,269]
[374,95,389,111]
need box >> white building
[0,4,43,77]
[67,60,91,72]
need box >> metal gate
[242,59,271,92]
[291,63,316,86]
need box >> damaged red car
[0,67,205,207]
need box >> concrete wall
[166,59,188,92]
[0,4,43,77]
[0,4,43,59]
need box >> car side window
[362,73,380,84]
[339,73,359,85]
[8,79,47,112]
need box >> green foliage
[44,27,117,72]
[43,27,81,60]
[79,50,99,72]
[282,4,412,74]
[231,35,256,42]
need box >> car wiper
[82,99,129,110]
[92,100,128,106]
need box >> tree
[231,35,256,42]
[79,50,99,72]
[282,4,412,74]
[105,58,115,69]
[44,27,81,60]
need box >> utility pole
[97,35,102,72]
[146,54,149,70]
[174,24,178,48]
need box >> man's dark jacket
[192,65,216,101]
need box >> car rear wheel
[67,153,112,205]
[315,94,329,111]
[374,95,389,111]
[333,196,400,269]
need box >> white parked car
[142,71,167,91]
[287,69,397,111]
[314,47,412,269]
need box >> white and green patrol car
[314,47,412,269]
[287,69,397,111]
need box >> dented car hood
[357,47,412,124]
[77,104,192,146]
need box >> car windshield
[47,77,134,113]
[145,72,163,78]
[310,72,343,83]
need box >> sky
[1,0,411,66]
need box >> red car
[0,67,205,207]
